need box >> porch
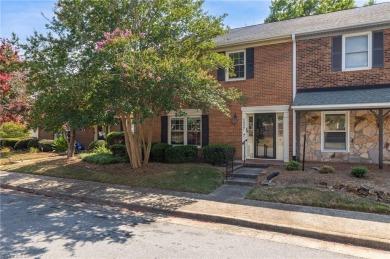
[292,85,390,169]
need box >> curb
[1,183,389,252]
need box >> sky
[1,0,389,44]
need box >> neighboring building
[153,3,390,167]
[38,124,122,149]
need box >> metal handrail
[242,139,247,165]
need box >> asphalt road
[0,189,368,258]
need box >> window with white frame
[322,112,349,152]
[343,32,371,71]
[227,51,245,80]
[170,116,201,146]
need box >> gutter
[292,33,297,159]
[214,36,291,49]
[292,102,390,111]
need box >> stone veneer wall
[300,110,390,164]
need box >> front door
[254,113,276,159]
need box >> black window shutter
[246,48,254,79]
[332,36,342,71]
[201,115,209,147]
[161,116,168,143]
[217,52,225,81]
[373,31,384,68]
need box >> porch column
[379,109,383,169]
[296,111,301,161]
[283,111,289,162]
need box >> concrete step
[224,177,257,186]
[231,167,264,179]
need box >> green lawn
[247,186,390,214]
[1,156,224,194]
[0,151,56,165]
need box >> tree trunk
[142,119,153,165]
[121,113,142,169]
[67,128,76,158]
[120,113,155,169]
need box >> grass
[247,186,390,214]
[1,156,224,194]
[0,150,55,165]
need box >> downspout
[292,33,297,160]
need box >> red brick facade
[297,29,390,89]
[152,42,294,159]
[210,43,293,158]
[38,127,95,150]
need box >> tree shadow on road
[0,190,161,258]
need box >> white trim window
[169,116,202,146]
[226,50,246,81]
[342,32,372,71]
[321,111,349,152]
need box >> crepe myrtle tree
[23,0,242,161]
[97,28,241,169]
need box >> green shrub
[106,131,125,146]
[79,153,128,164]
[27,138,40,149]
[38,139,54,152]
[0,122,29,138]
[110,144,127,157]
[319,165,335,174]
[53,136,68,152]
[93,145,112,154]
[28,147,39,153]
[285,160,301,171]
[165,145,198,163]
[88,140,107,150]
[203,144,236,165]
[351,166,369,178]
[0,138,21,149]
[14,138,34,150]
[150,143,171,162]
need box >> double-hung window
[342,32,372,71]
[226,51,246,80]
[321,112,349,152]
[169,115,202,146]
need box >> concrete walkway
[1,171,390,251]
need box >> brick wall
[75,127,95,149]
[152,42,294,159]
[297,28,390,89]
[38,130,54,140]
[38,127,96,150]
[210,42,293,158]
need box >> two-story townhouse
[153,20,294,163]
[291,4,390,168]
[153,3,390,168]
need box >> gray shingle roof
[292,86,390,108]
[215,3,390,47]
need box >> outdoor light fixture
[232,113,238,124]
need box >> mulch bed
[257,162,390,203]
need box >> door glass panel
[255,114,276,159]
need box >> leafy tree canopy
[23,0,242,164]
[265,0,356,23]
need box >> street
[0,189,385,258]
